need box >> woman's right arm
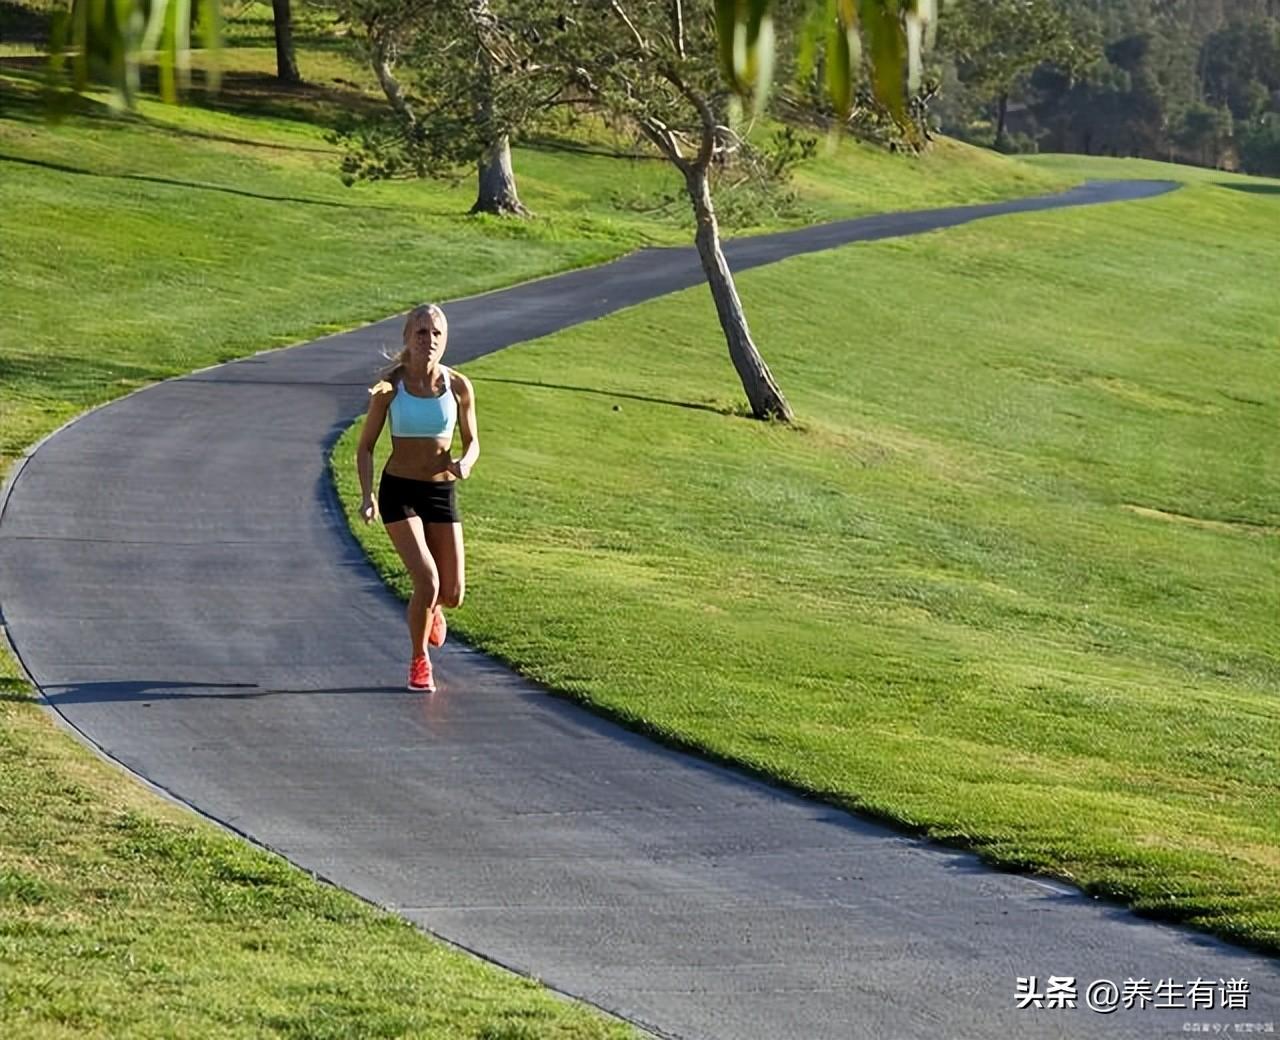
[355,382,394,524]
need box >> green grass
[1023,152,1273,186]
[0,31,1078,1036]
[335,155,1280,954]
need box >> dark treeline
[927,0,1280,174]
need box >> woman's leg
[385,516,439,657]
[425,522,465,608]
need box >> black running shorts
[378,471,461,524]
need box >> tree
[938,0,1097,150]
[335,0,554,214]
[1172,101,1233,167]
[768,1,943,152]
[48,0,293,100]
[1200,19,1280,122]
[1031,46,1167,159]
[524,0,799,420]
[1239,113,1280,175]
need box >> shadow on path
[40,680,407,704]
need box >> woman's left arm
[451,371,480,479]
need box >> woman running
[355,303,479,692]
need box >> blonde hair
[375,304,444,386]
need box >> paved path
[3,180,1277,1039]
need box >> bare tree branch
[714,123,745,156]
[608,0,649,54]
[661,65,717,169]
[639,116,690,174]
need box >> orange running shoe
[408,653,435,692]
[428,604,447,648]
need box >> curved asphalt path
[3,179,1277,1039]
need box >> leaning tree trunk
[685,165,793,422]
[471,134,527,216]
[370,35,413,122]
[271,0,301,83]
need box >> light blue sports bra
[389,368,457,439]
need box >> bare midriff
[384,436,456,482]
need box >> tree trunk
[370,36,413,122]
[468,3,525,218]
[685,166,793,422]
[271,0,301,83]
[471,134,527,216]
[993,92,1009,150]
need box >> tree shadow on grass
[220,13,362,56]
[0,62,353,160]
[133,118,338,155]
[1,56,384,133]
[179,69,387,130]
[0,351,161,402]
[0,151,393,210]
[469,375,730,416]
[522,132,664,163]
[1216,182,1280,196]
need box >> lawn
[335,156,1280,953]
